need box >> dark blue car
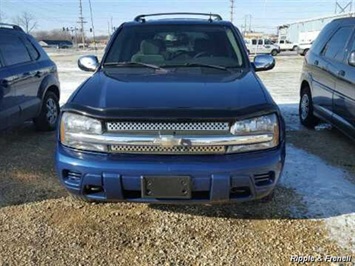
[56,13,286,203]
[0,23,60,131]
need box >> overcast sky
[0,0,351,35]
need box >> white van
[245,38,280,56]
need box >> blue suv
[0,23,60,131]
[56,13,286,203]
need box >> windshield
[104,24,245,69]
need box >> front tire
[301,49,309,56]
[271,49,278,56]
[33,91,60,131]
[299,87,319,128]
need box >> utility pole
[249,15,252,32]
[230,0,235,23]
[243,14,252,36]
[110,16,113,33]
[88,0,97,51]
[71,27,79,49]
[244,15,247,36]
[78,0,87,48]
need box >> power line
[335,0,353,13]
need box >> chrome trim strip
[66,133,274,146]
[106,121,230,132]
[110,145,226,154]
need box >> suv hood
[67,70,276,120]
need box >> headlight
[227,114,280,153]
[60,112,107,152]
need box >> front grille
[110,145,226,154]
[106,121,230,133]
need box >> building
[278,12,354,45]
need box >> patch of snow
[277,103,301,131]
[282,145,355,252]
[60,81,83,105]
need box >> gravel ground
[0,192,344,265]
[0,51,354,265]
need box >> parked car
[56,13,286,204]
[299,17,355,140]
[297,42,312,56]
[245,38,280,56]
[0,23,60,131]
[278,39,298,51]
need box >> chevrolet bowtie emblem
[154,135,190,147]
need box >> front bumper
[56,143,285,204]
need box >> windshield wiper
[103,61,167,71]
[163,63,235,73]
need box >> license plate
[141,176,191,199]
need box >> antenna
[209,12,212,22]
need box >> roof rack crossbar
[0,23,23,31]
[134,13,223,22]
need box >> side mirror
[253,55,275,72]
[78,55,99,72]
[348,51,355,67]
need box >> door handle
[338,70,345,77]
[314,60,319,66]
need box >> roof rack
[134,13,223,23]
[0,23,23,31]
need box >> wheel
[302,49,309,56]
[299,87,319,128]
[33,91,60,131]
[271,49,278,56]
[292,45,298,51]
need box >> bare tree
[14,12,37,33]
[33,29,71,41]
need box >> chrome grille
[106,121,230,132]
[110,145,226,154]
